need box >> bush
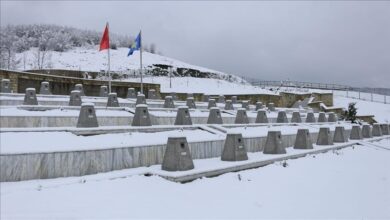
[346,102,358,123]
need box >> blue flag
[128,32,141,56]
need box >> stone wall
[279,92,312,108]
[312,92,333,106]
[0,69,161,98]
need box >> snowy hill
[15,47,241,81]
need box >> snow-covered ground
[3,46,389,219]
[16,47,228,77]
[1,139,389,219]
[334,96,390,123]
[125,76,275,94]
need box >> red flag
[99,24,109,51]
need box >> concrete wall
[0,116,133,128]
[0,128,351,182]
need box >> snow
[227,122,351,138]
[16,47,228,77]
[0,129,223,154]
[1,139,389,219]
[333,95,390,122]
[0,107,132,117]
[13,47,280,95]
[127,76,275,94]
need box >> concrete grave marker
[350,125,363,140]
[316,127,333,145]
[255,110,269,123]
[0,79,11,93]
[186,97,196,109]
[174,106,192,125]
[290,111,302,123]
[235,108,249,124]
[263,131,286,154]
[162,136,194,171]
[23,88,38,105]
[69,90,82,106]
[218,95,225,104]
[132,104,152,126]
[74,84,85,96]
[208,99,217,109]
[294,129,313,149]
[305,112,316,123]
[267,103,275,111]
[333,126,347,143]
[170,92,178,101]
[136,94,147,105]
[76,103,99,128]
[207,107,223,124]
[164,96,175,108]
[328,113,338,122]
[107,93,119,107]
[276,111,288,123]
[224,100,234,110]
[231,96,238,104]
[380,124,389,135]
[362,124,372,138]
[148,89,158,99]
[127,88,136,98]
[372,123,382,136]
[221,133,248,161]
[39,81,51,95]
[99,86,108,97]
[318,112,327,122]
[241,101,250,110]
[255,102,264,110]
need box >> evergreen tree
[346,102,358,123]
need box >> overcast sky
[1,1,389,87]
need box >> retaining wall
[0,128,350,182]
[0,69,161,98]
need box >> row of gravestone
[163,95,269,111]
[0,79,53,94]
[21,88,120,107]
[1,79,271,109]
[161,123,390,171]
[75,103,338,128]
[1,79,228,101]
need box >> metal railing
[250,80,351,91]
[250,80,389,104]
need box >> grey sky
[1,1,390,87]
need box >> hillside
[14,47,243,82]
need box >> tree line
[0,24,157,70]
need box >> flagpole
[107,22,112,93]
[140,30,143,94]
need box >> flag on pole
[128,32,141,56]
[99,24,110,51]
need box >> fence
[333,90,389,104]
[250,80,389,104]
[250,80,351,91]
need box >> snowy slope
[15,47,229,77]
[1,140,389,219]
[334,95,390,122]
[125,76,275,94]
